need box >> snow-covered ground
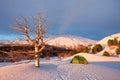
[0,53,120,80]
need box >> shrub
[113,38,118,46]
[107,38,119,47]
[108,39,114,46]
[82,47,90,53]
[71,55,88,64]
[103,51,110,56]
[116,48,120,55]
[92,47,97,54]
[118,41,120,48]
[92,44,103,54]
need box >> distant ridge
[0,35,96,48]
[45,35,96,48]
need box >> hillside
[97,33,120,46]
[0,35,96,48]
[95,33,120,56]
[45,35,96,48]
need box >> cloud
[0,0,120,40]
[59,0,94,33]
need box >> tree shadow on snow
[39,63,57,70]
[90,61,120,70]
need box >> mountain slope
[0,35,96,49]
[97,33,120,46]
[96,33,120,56]
[45,35,96,48]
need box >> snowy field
[0,53,120,80]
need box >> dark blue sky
[0,0,120,40]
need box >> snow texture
[0,53,120,80]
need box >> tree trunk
[35,45,39,67]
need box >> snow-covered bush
[71,55,88,64]
[116,48,120,55]
[103,51,110,56]
[92,44,103,54]
[108,38,119,47]
[118,41,120,48]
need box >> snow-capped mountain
[45,35,96,48]
[12,38,29,45]
[0,40,13,46]
[0,35,96,48]
[0,39,29,46]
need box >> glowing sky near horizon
[0,0,120,40]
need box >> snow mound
[63,53,120,62]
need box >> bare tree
[12,10,50,67]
